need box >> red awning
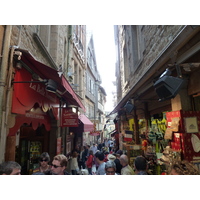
[9,110,51,136]
[78,114,94,132]
[15,49,85,111]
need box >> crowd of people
[0,139,200,175]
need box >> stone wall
[10,25,69,69]
[118,25,186,100]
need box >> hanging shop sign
[89,131,101,136]
[61,108,78,127]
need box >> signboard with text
[61,108,78,127]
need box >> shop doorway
[15,124,50,175]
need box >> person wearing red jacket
[86,150,94,175]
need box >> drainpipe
[67,25,73,74]
[0,25,12,162]
[58,25,73,154]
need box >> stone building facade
[116,25,186,102]
[114,25,200,116]
[0,25,88,174]
[112,25,200,163]
[84,34,106,144]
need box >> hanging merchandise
[142,138,148,153]
[170,117,180,132]
[191,134,200,153]
[164,128,173,140]
[166,110,200,161]
[164,117,180,140]
[129,118,134,131]
[155,132,164,140]
[148,132,157,144]
[160,146,181,166]
[157,116,167,134]
[29,141,42,162]
[124,130,133,142]
[151,118,159,133]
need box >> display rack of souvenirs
[122,141,142,168]
[160,146,181,164]
[158,146,182,174]
[29,141,42,166]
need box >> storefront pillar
[5,136,16,161]
[49,120,57,161]
[171,86,192,111]
[133,109,140,144]
[144,102,150,134]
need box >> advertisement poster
[66,142,71,154]
[61,108,78,127]
[185,117,199,133]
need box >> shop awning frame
[78,114,94,132]
[14,48,85,111]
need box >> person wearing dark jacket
[134,156,148,175]
[114,153,122,174]
[32,152,51,175]
[78,146,86,170]
[97,143,102,151]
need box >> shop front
[110,69,200,174]
[116,107,173,174]
[5,48,85,174]
[69,114,94,149]
[108,26,200,174]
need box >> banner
[61,108,78,127]
[89,131,101,136]
[124,130,133,142]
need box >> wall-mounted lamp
[123,100,135,114]
[12,79,58,93]
[72,107,76,113]
[153,66,185,102]
[70,132,74,136]
[45,79,57,93]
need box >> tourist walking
[120,154,135,175]
[32,152,51,174]
[86,150,94,175]
[0,161,21,175]
[95,151,106,175]
[71,151,79,175]
[50,154,69,175]
[78,146,86,170]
